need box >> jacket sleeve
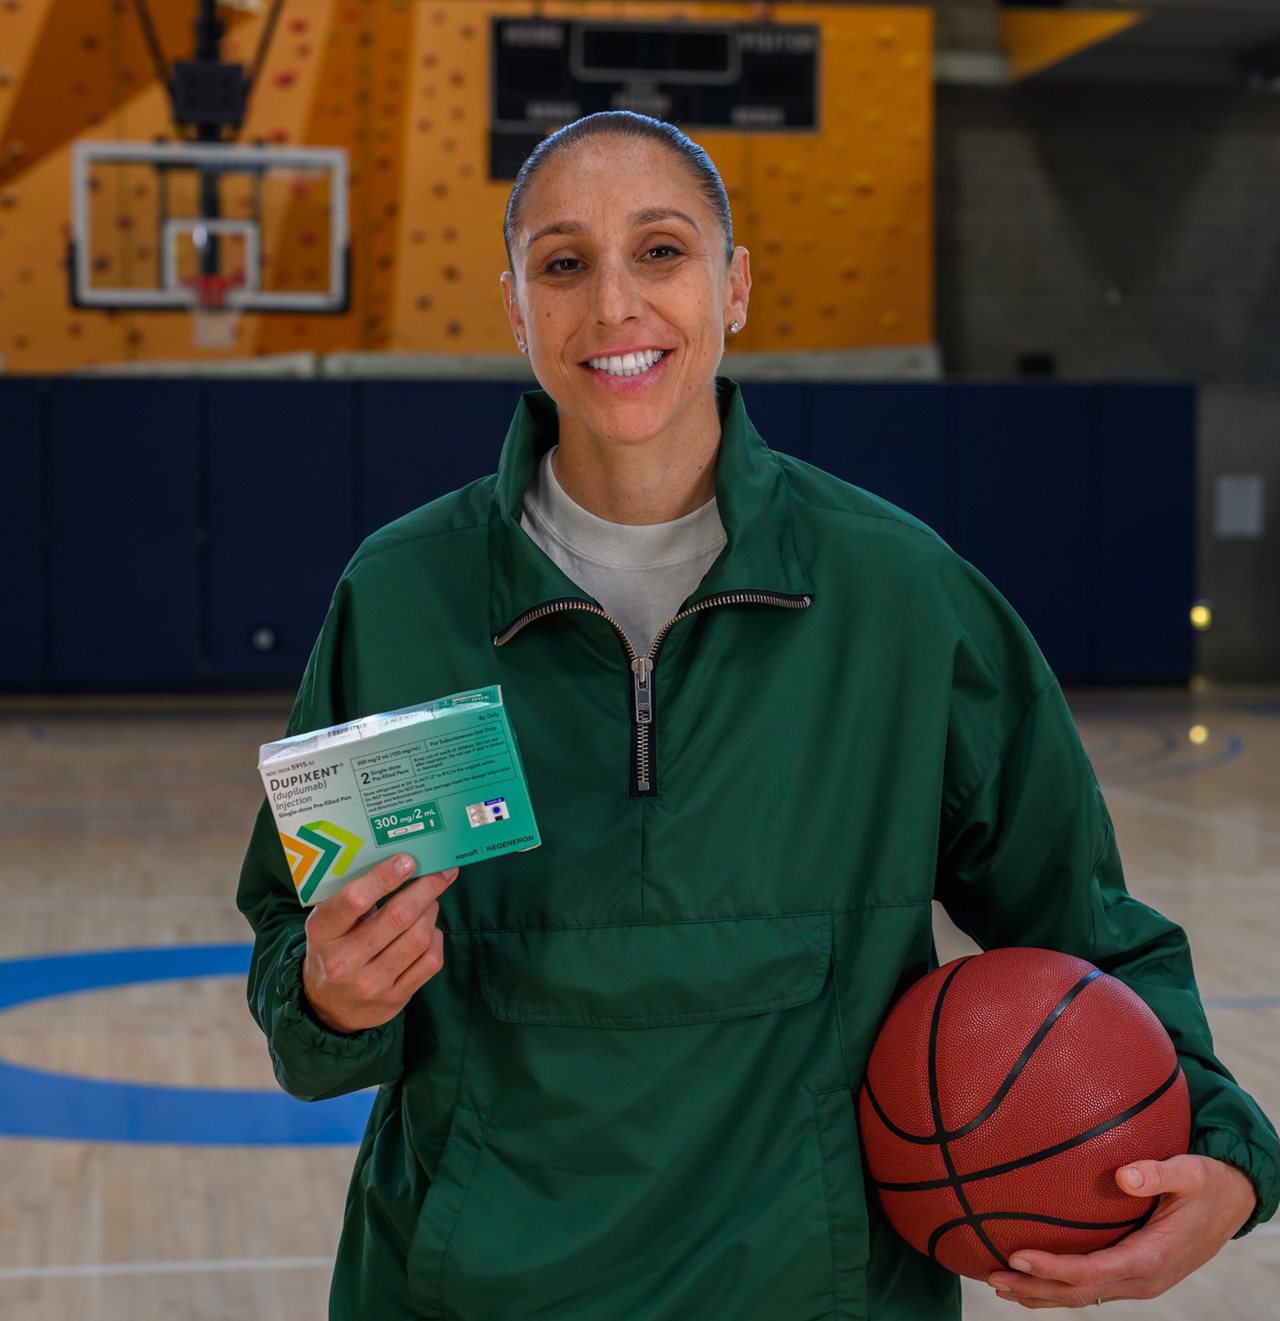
[236,574,405,1103]
[932,581,1279,1237]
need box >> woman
[238,113,1276,1319]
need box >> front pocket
[813,1086,871,1318]
[407,1103,488,1320]
[408,915,870,1319]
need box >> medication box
[259,686,540,905]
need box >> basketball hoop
[183,274,242,349]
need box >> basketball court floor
[0,685,1275,1320]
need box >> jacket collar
[488,377,813,638]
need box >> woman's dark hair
[503,111,734,270]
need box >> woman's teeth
[587,349,666,377]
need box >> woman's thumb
[1115,1155,1193,1197]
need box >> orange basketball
[857,948,1191,1280]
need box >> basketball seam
[926,1208,1152,1262]
[874,1062,1183,1194]
[927,958,1010,1270]
[863,969,1103,1145]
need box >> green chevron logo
[294,819,363,903]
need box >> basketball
[858,947,1191,1280]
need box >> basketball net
[184,275,242,350]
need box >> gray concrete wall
[936,84,1280,679]
[1198,386,1280,681]
[936,85,1280,383]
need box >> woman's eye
[643,244,681,261]
[544,257,583,275]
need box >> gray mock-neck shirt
[520,445,728,657]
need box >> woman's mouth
[581,351,673,391]
[583,348,669,379]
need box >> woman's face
[501,136,750,453]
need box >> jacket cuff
[269,942,402,1100]
[1190,1127,1279,1237]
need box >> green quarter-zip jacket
[238,379,1279,1320]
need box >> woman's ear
[725,246,752,331]
[500,271,527,353]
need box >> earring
[729,320,742,335]
[516,338,527,354]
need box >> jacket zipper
[494,590,813,797]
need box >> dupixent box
[259,685,540,905]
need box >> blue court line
[0,945,372,1146]
[1104,732,1245,787]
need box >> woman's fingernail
[1122,1167,1145,1190]
[1008,1256,1030,1273]
[395,855,414,876]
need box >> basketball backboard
[68,139,349,317]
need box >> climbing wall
[0,0,933,369]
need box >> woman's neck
[549,392,722,525]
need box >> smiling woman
[236,111,1278,1321]
[498,113,750,526]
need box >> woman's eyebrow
[527,209,702,249]
[630,207,701,233]
[527,220,588,246]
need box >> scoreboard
[491,18,821,178]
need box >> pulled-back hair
[503,111,734,270]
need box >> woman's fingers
[391,924,447,999]
[987,1155,1259,1308]
[337,867,457,966]
[306,853,417,944]
[301,856,459,1032]
[366,900,443,986]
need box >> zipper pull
[631,656,654,724]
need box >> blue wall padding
[806,383,950,534]
[1092,385,1196,679]
[206,381,358,682]
[736,382,814,467]
[0,379,46,683]
[947,384,1096,680]
[360,381,519,536]
[4,378,1197,687]
[48,380,202,684]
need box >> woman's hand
[302,853,459,1034]
[986,1155,1257,1308]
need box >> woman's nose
[591,256,640,326]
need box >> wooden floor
[0,688,1275,1320]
